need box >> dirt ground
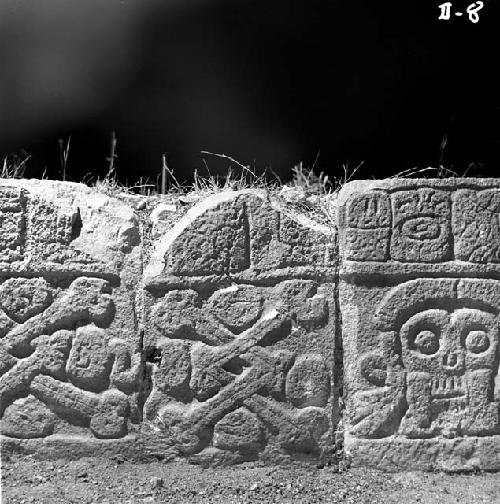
[1,454,499,504]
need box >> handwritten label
[438,1,484,23]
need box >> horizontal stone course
[1,178,499,472]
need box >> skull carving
[400,307,499,438]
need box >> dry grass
[58,136,71,181]
[0,132,485,200]
[1,152,31,179]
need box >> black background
[0,0,498,185]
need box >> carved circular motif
[464,330,490,354]
[413,330,439,355]
[0,277,53,323]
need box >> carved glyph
[142,191,337,464]
[339,179,500,471]
[0,181,142,444]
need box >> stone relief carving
[0,182,142,443]
[349,279,500,440]
[3,178,500,471]
[0,277,141,439]
[142,192,337,464]
[144,279,334,463]
[339,180,500,471]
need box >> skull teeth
[430,376,465,398]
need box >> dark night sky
[0,0,498,185]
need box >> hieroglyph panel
[142,190,338,465]
[338,179,500,471]
[0,181,142,451]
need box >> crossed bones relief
[147,286,331,456]
[0,277,141,438]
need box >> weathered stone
[0,310,16,340]
[153,339,192,396]
[0,277,53,323]
[0,180,142,453]
[4,177,500,472]
[168,197,250,276]
[148,289,232,346]
[29,374,130,439]
[213,407,264,451]
[285,354,330,408]
[453,189,500,262]
[338,178,500,471]
[340,191,391,261]
[1,395,56,438]
[142,189,337,465]
[66,325,113,392]
[205,285,266,334]
[391,188,451,262]
[144,190,336,282]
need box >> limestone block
[338,178,500,471]
[66,326,113,392]
[0,180,142,452]
[213,407,264,452]
[1,395,56,438]
[0,277,53,323]
[142,189,337,465]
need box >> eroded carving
[0,187,26,262]
[285,354,330,408]
[453,189,500,262]
[0,276,141,440]
[391,188,451,262]
[341,183,500,267]
[400,307,498,438]
[342,192,391,261]
[348,279,500,442]
[144,279,335,462]
[213,408,264,452]
[0,277,53,323]
[167,201,250,276]
[1,395,56,438]
[66,326,113,392]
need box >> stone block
[142,189,338,464]
[338,179,500,471]
[0,180,142,455]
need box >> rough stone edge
[143,188,337,280]
[337,177,500,207]
[0,435,154,462]
[345,435,500,472]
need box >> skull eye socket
[413,330,439,355]
[465,330,490,354]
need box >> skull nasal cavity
[442,353,458,368]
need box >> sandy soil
[1,454,499,504]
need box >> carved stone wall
[142,191,338,465]
[338,179,500,471]
[0,180,143,458]
[1,178,499,471]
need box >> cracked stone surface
[338,179,500,471]
[142,190,338,465]
[1,179,499,472]
[0,180,143,457]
